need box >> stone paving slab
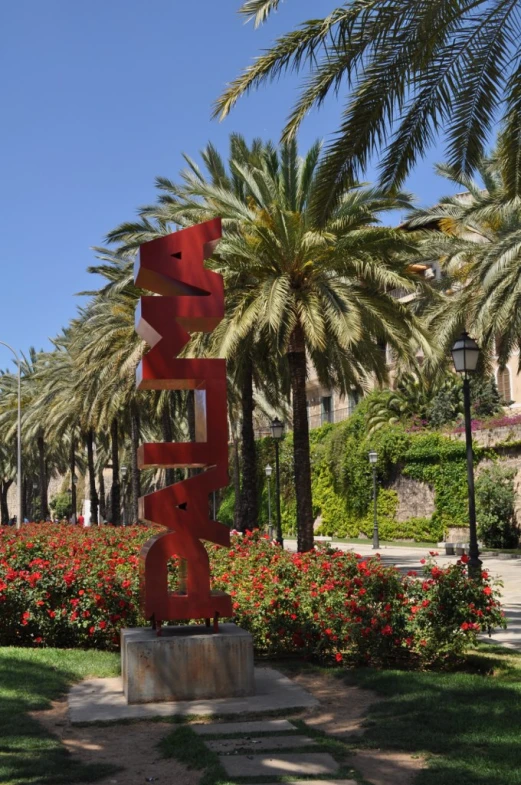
[207,734,314,753]
[68,667,317,723]
[192,719,297,735]
[219,752,339,778]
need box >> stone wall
[391,475,436,521]
[450,421,521,447]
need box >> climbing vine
[219,402,493,542]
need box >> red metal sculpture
[135,218,232,633]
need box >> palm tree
[70,289,144,525]
[408,157,521,368]
[144,139,432,550]
[216,1,521,219]
[107,135,283,534]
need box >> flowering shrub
[0,526,506,667]
[0,525,148,649]
[451,412,521,433]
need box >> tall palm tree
[144,139,432,550]
[107,135,284,533]
[216,1,521,219]
[409,157,521,368]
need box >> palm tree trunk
[237,362,258,531]
[232,434,241,530]
[70,436,76,522]
[288,324,314,552]
[161,398,175,487]
[110,418,121,525]
[98,469,106,522]
[86,430,99,524]
[37,434,48,518]
[1,479,13,524]
[130,401,141,523]
[186,390,200,479]
[187,390,196,441]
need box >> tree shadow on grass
[346,648,521,785]
[0,652,119,785]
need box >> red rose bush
[0,526,505,667]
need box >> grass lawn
[3,644,521,785]
[344,644,521,785]
[0,646,120,785]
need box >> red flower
[335,652,343,663]
[483,586,492,596]
[460,554,469,564]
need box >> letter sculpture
[135,218,232,633]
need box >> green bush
[50,492,72,520]
[220,400,476,543]
[476,464,520,548]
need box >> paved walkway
[286,540,521,651]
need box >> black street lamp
[451,331,481,575]
[265,464,273,539]
[368,450,379,549]
[270,418,284,546]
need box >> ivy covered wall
[219,400,482,542]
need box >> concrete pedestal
[121,624,255,704]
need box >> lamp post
[121,465,128,526]
[66,488,72,521]
[0,341,21,531]
[270,417,284,546]
[368,450,379,549]
[451,331,481,575]
[265,464,273,539]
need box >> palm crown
[217,1,521,220]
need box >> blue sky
[0,0,452,368]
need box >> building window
[348,391,359,416]
[321,395,332,425]
[497,366,512,404]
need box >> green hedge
[219,397,479,542]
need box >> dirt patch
[350,750,425,785]
[290,670,425,785]
[31,700,199,785]
[290,670,377,737]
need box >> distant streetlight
[270,418,284,546]
[368,450,379,550]
[0,341,21,531]
[451,331,481,575]
[265,464,273,539]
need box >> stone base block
[121,623,254,704]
